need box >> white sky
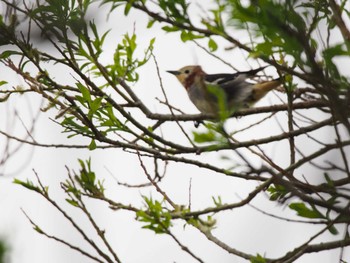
[0,1,348,263]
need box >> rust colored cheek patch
[184,66,203,90]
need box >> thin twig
[136,150,177,208]
[21,209,105,263]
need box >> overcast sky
[0,1,348,262]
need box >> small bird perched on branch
[167,65,282,117]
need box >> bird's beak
[167,70,181,76]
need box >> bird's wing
[204,66,267,85]
[205,73,239,85]
[219,76,253,105]
[204,67,268,106]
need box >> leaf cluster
[136,196,172,234]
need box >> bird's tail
[251,78,282,103]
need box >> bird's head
[167,65,205,89]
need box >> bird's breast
[187,85,217,114]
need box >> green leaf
[124,0,135,15]
[328,225,338,235]
[66,198,79,207]
[162,26,179,32]
[180,30,204,42]
[77,83,91,103]
[88,139,97,150]
[75,158,104,196]
[208,38,218,52]
[110,32,151,82]
[61,116,92,137]
[323,173,334,188]
[253,41,274,57]
[206,84,232,120]
[289,202,324,219]
[147,19,156,28]
[0,238,8,262]
[136,196,173,234]
[149,37,156,48]
[0,50,21,59]
[250,254,267,263]
[267,184,290,201]
[89,97,103,114]
[193,130,219,143]
[323,43,350,80]
[0,93,10,102]
[34,226,44,234]
[13,179,41,193]
[0,81,9,102]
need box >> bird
[167,65,282,117]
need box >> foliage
[136,196,173,234]
[0,0,350,262]
[0,239,7,263]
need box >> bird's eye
[184,70,190,74]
